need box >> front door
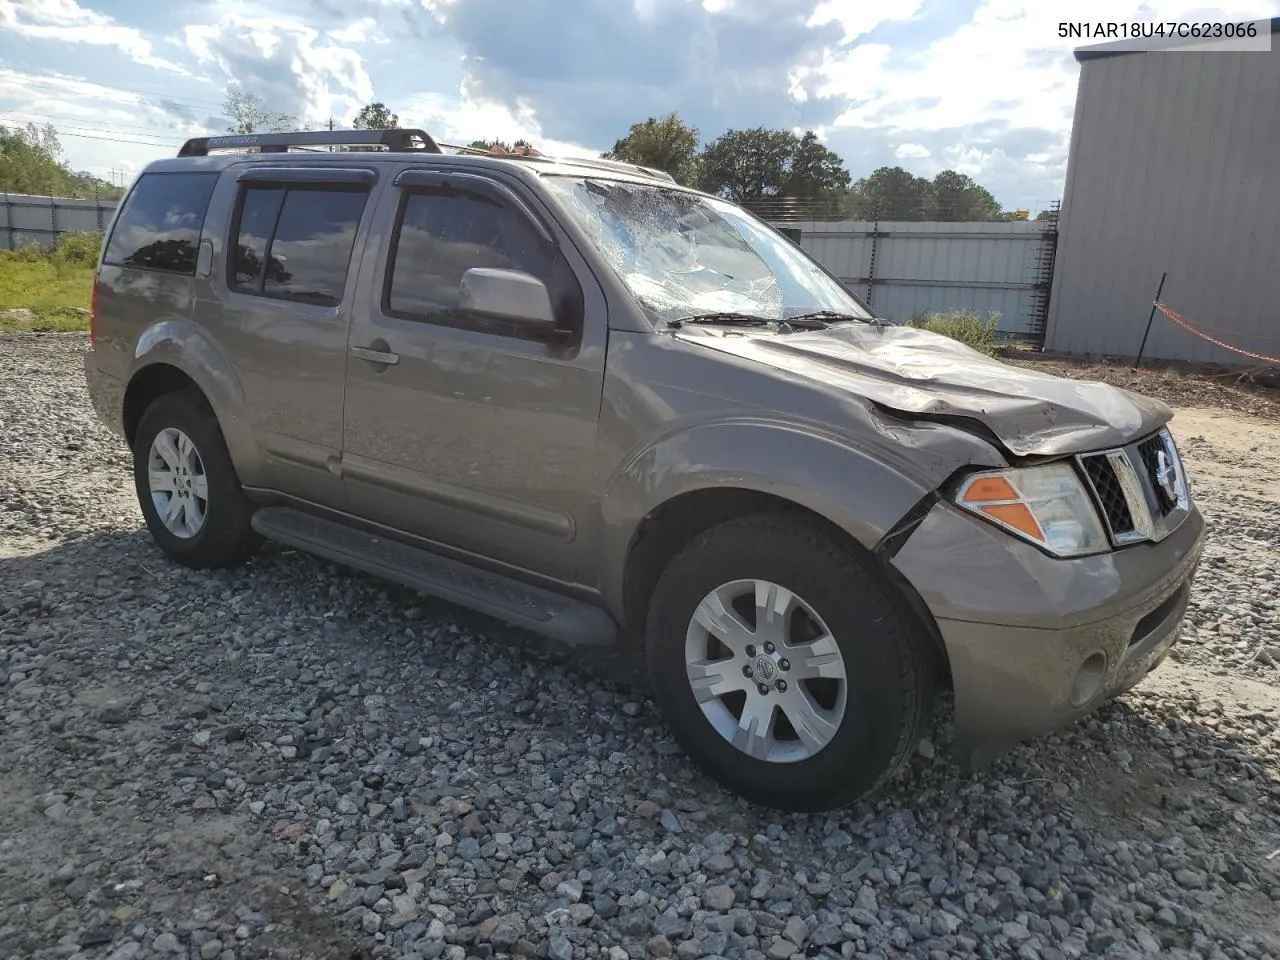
[340,168,608,585]
[196,166,378,508]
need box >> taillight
[89,274,100,350]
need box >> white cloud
[813,1,1279,137]
[328,17,385,44]
[0,0,189,74]
[807,0,923,45]
[185,14,374,125]
[399,79,602,157]
[0,69,213,180]
[894,142,930,159]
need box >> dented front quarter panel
[677,323,1174,457]
[595,330,1009,618]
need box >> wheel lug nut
[764,642,775,653]
[757,683,770,696]
[779,659,790,671]
[776,680,787,692]
[745,645,755,657]
[742,665,753,678]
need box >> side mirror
[459,268,557,335]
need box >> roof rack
[436,141,677,183]
[178,128,442,158]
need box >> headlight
[955,462,1109,558]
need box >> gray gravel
[2,332,1279,960]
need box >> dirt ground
[1003,351,1280,422]
[1168,407,1280,505]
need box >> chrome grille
[1077,427,1189,546]
[1080,454,1135,536]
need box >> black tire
[645,512,934,812]
[131,390,260,569]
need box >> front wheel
[131,391,260,569]
[645,513,935,812]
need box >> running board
[251,507,618,646]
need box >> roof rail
[548,155,678,183]
[178,128,442,158]
[435,141,677,183]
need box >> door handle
[351,345,400,366]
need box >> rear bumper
[84,349,125,438]
[892,499,1205,763]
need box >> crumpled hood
[675,323,1173,457]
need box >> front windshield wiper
[667,312,774,329]
[667,311,867,333]
[783,310,874,325]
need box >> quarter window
[386,186,583,334]
[230,184,369,305]
[103,171,219,275]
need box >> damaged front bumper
[891,497,1206,766]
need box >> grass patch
[906,308,1001,356]
[0,232,100,332]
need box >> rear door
[339,166,609,584]
[194,165,379,508]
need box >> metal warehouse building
[1045,20,1280,365]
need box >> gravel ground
[2,332,1278,960]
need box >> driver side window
[384,185,584,337]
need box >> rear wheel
[645,513,934,812]
[132,391,260,569]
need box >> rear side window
[230,185,369,305]
[103,171,219,275]
[386,186,583,333]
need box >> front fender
[597,416,1001,619]
[129,319,262,486]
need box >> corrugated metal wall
[1,194,116,250]
[1046,45,1280,364]
[792,220,1056,338]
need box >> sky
[1,0,1277,212]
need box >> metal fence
[780,216,1060,341]
[1,193,118,251]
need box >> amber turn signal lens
[976,502,1045,541]
[960,475,1019,503]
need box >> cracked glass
[541,176,873,327]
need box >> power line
[0,72,229,115]
[0,113,190,143]
[0,116,182,148]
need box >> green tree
[0,123,65,196]
[466,138,539,155]
[927,170,1002,221]
[696,127,852,202]
[785,131,851,198]
[603,112,700,185]
[847,166,934,220]
[224,91,296,134]
[0,123,120,198]
[697,127,799,201]
[352,101,400,130]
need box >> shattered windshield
[540,176,874,327]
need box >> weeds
[0,232,100,331]
[906,309,1001,355]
